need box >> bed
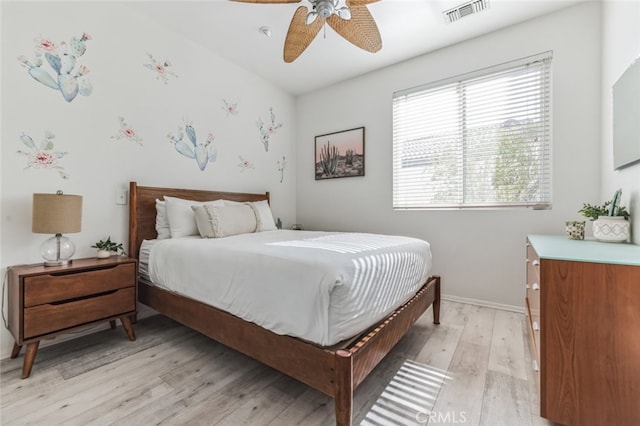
[128,181,441,425]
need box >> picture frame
[315,127,365,180]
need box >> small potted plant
[91,236,125,258]
[578,189,631,242]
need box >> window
[392,52,552,209]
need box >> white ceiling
[128,0,583,96]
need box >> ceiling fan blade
[283,6,324,63]
[327,7,381,53]
[347,0,380,6]
[229,0,301,3]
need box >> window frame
[392,52,553,211]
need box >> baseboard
[442,293,524,314]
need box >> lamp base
[40,234,76,266]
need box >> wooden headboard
[128,181,270,259]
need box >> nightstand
[7,256,137,378]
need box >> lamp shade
[32,192,83,234]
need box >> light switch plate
[116,188,127,205]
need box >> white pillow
[164,196,224,238]
[192,203,257,238]
[155,199,170,240]
[249,200,277,232]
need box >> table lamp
[32,191,83,266]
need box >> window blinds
[392,52,552,209]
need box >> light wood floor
[1,301,552,425]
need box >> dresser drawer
[526,243,540,282]
[530,312,541,355]
[23,287,135,338]
[24,263,135,307]
[525,299,541,358]
[526,311,541,395]
[527,280,540,318]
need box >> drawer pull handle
[532,283,540,291]
[532,260,540,266]
[532,360,539,372]
[49,289,118,305]
[48,264,120,276]
[533,321,540,331]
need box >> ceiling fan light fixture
[306,0,351,26]
[336,7,351,20]
[316,2,333,19]
[309,0,340,19]
[305,11,318,25]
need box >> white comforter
[144,230,431,346]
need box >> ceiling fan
[231,0,382,63]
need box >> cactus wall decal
[237,155,254,172]
[277,156,287,183]
[111,116,143,146]
[222,99,239,117]
[144,53,177,84]
[18,33,92,102]
[319,141,339,177]
[167,120,217,171]
[17,131,69,179]
[256,107,282,152]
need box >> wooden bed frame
[128,181,441,425]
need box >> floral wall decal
[17,131,69,179]
[18,33,92,102]
[237,155,254,173]
[144,53,177,84]
[277,156,287,183]
[222,99,239,117]
[167,120,217,171]
[256,107,282,152]
[111,116,143,146]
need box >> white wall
[601,0,640,244]
[0,2,296,359]
[295,2,603,309]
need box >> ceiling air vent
[444,0,490,23]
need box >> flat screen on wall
[613,58,640,170]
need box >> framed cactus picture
[315,127,365,180]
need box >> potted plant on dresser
[91,236,125,258]
[579,189,631,242]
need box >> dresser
[7,256,137,378]
[525,235,640,426]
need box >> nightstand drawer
[24,263,135,307]
[24,287,135,338]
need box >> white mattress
[140,230,431,346]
